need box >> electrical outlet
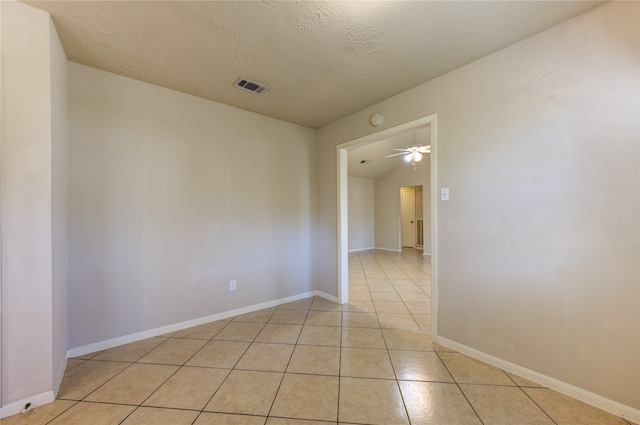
[229,280,236,291]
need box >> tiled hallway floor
[6,249,634,424]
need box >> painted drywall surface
[49,14,68,391]
[347,176,375,251]
[374,155,430,252]
[317,2,639,409]
[68,63,316,348]
[0,1,56,403]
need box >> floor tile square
[389,350,453,382]
[270,374,339,422]
[287,345,340,375]
[120,407,199,425]
[214,322,265,341]
[298,325,341,346]
[341,348,395,379]
[138,338,206,365]
[204,370,282,416]
[265,419,332,425]
[92,338,167,362]
[413,314,432,331]
[235,343,295,372]
[233,308,277,323]
[460,384,555,425]
[377,313,420,329]
[374,301,410,314]
[57,360,130,400]
[305,310,342,326]
[255,324,302,344]
[339,377,409,425]
[84,363,178,405]
[310,297,343,311]
[370,292,402,302]
[143,366,229,410]
[341,327,386,349]
[405,302,431,315]
[194,413,267,425]
[439,353,513,385]
[47,401,134,425]
[343,299,376,313]
[382,329,432,351]
[342,311,379,328]
[505,372,545,388]
[400,380,482,425]
[185,340,249,368]
[268,309,308,325]
[277,298,313,310]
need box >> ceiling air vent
[234,77,269,94]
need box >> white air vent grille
[234,78,269,94]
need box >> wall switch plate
[229,280,236,291]
[441,188,450,201]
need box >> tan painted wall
[347,176,375,251]
[317,2,639,410]
[68,63,317,348]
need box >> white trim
[373,247,402,252]
[436,336,640,423]
[347,247,375,253]
[315,291,338,303]
[337,148,349,304]
[53,357,67,397]
[0,391,55,419]
[336,114,438,336]
[68,291,320,358]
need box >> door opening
[336,114,438,337]
[401,186,423,249]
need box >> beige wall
[347,176,375,251]
[318,1,638,411]
[0,0,68,407]
[68,63,317,348]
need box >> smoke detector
[234,78,269,94]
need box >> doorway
[401,186,423,249]
[336,114,438,336]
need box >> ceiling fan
[385,145,431,164]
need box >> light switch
[440,188,450,201]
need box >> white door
[401,187,416,248]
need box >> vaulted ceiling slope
[25,1,604,129]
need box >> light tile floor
[5,249,635,425]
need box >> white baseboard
[68,290,325,358]
[348,247,375,253]
[374,247,402,252]
[0,391,55,419]
[435,336,640,423]
[315,290,338,303]
[53,357,68,397]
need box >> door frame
[336,114,439,337]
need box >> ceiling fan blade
[385,152,409,158]
[417,145,431,153]
[390,149,410,152]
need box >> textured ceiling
[24,1,605,129]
